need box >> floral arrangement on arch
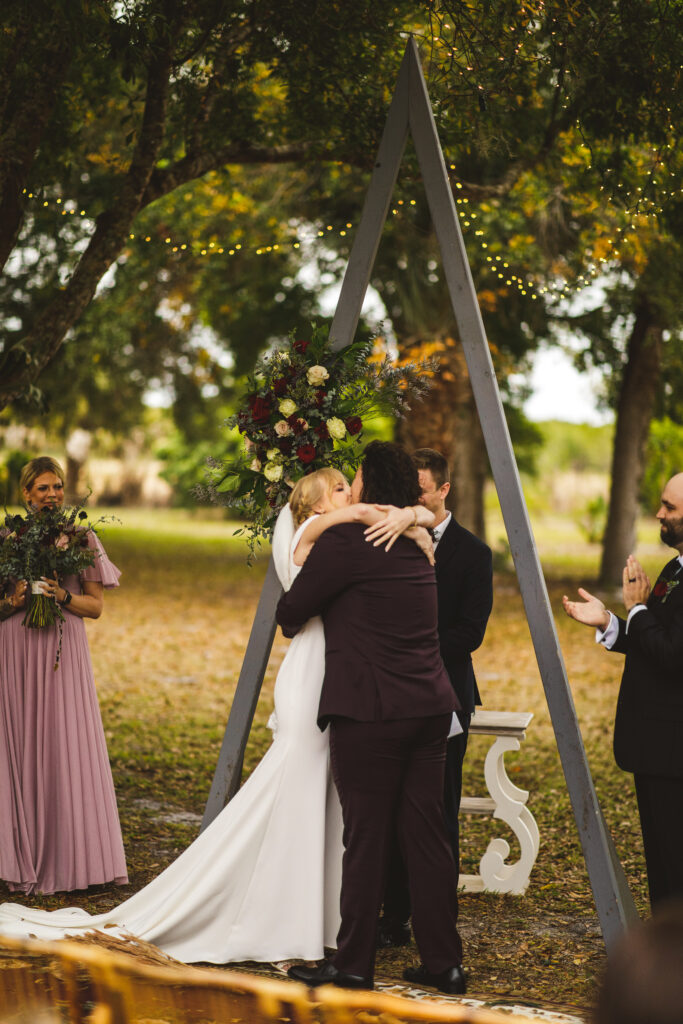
[206,323,436,552]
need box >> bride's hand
[409,526,435,566]
[364,505,413,550]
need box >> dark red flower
[287,414,306,436]
[315,422,330,440]
[272,377,288,396]
[653,581,667,596]
[345,416,363,435]
[297,444,317,464]
[249,396,272,423]
[314,389,327,408]
[278,438,293,455]
[293,339,310,354]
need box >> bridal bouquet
[205,323,436,553]
[0,503,103,630]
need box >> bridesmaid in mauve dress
[0,456,127,895]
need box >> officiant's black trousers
[329,713,463,982]
[634,773,683,909]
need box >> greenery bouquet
[206,323,436,554]
[0,503,102,632]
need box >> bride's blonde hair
[289,468,347,526]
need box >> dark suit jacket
[610,557,683,778]
[276,523,456,729]
[435,516,493,715]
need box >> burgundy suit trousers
[329,713,463,981]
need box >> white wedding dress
[0,507,344,964]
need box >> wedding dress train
[0,508,343,963]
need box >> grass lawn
[0,505,668,1013]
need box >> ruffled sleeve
[79,531,121,589]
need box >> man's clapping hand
[562,588,611,631]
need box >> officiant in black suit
[277,441,465,994]
[563,472,683,909]
[379,448,493,946]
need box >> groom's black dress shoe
[377,917,412,948]
[287,960,372,990]
[403,963,467,995]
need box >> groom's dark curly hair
[359,441,421,507]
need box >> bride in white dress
[0,468,433,964]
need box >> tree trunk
[395,336,487,540]
[0,50,173,411]
[64,428,92,504]
[599,299,664,586]
[0,18,73,271]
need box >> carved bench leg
[475,736,540,894]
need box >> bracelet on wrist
[60,590,73,607]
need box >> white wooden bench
[459,709,540,895]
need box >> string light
[20,172,667,305]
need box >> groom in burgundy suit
[276,441,465,993]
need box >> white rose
[326,417,347,440]
[266,448,281,461]
[279,398,297,417]
[264,462,283,482]
[274,420,292,437]
[307,364,330,386]
[250,457,262,472]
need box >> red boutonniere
[653,578,679,602]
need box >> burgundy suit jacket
[276,523,457,729]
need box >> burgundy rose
[314,389,327,408]
[287,414,306,436]
[315,422,330,440]
[653,581,667,597]
[345,416,363,435]
[272,377,288,396]
[297,444,317,464]
[249,396,272,423]
[293,339,310,354]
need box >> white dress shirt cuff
[596,612,618,649]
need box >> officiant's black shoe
[377,917,411,948]
[403,963,467,995]
[287,960,372,990]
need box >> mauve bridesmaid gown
[0,532,127,894]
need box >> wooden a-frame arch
[201,38,638,952]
